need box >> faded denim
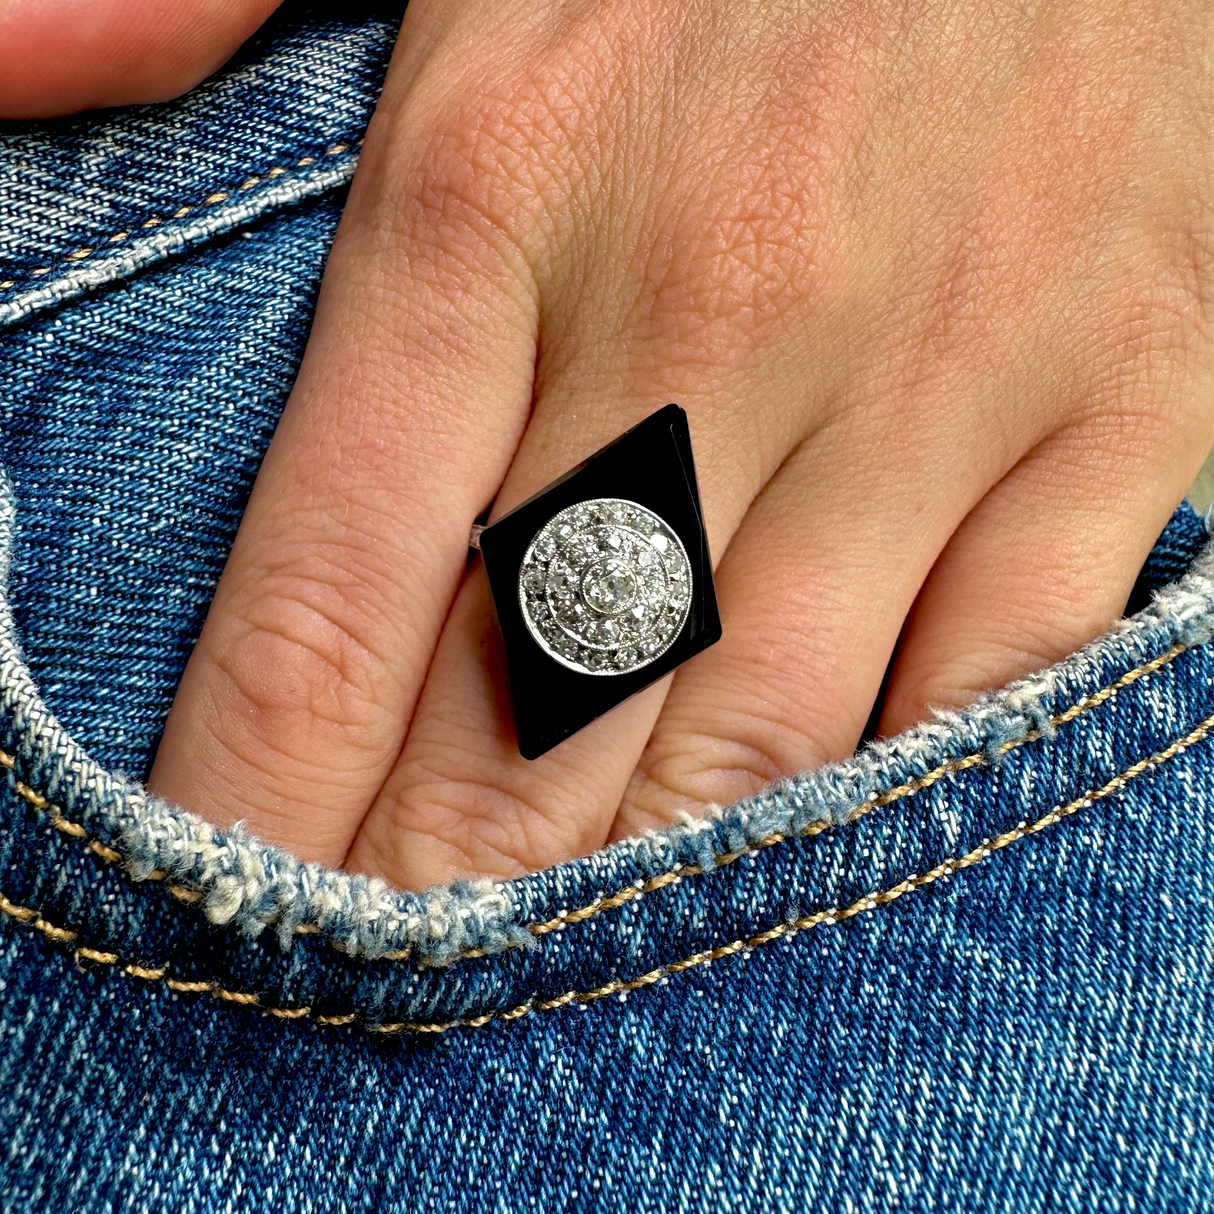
[2,3,1214,1210]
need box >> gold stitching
[268,1005,313,1020]
[2,709,1210,1035]
[0,643,1189,963]
[122,963,166,980]
[513,642,1188,942]
[76,946,119,965]
[0,142,361,289]
[164,978,213,994]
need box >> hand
[7,0,1213,891]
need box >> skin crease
[4,0,1212,889]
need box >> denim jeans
[2,4,1213,1210]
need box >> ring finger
[342,335,813,887]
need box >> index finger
[147,80,543,865]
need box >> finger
[0,0,281,118]
[148,87,542,864]
[345,561,673,888]
[878,407,1214,737]
[611,407,1004,837]
[344,350,812,888]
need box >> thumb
[0,0,282,119]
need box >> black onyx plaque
[479,404,721,759]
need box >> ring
[477,404,721,759]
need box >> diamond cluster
[518,498,692,675]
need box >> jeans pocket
[1,456,1211,1031]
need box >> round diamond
[581,558,638,615]
[592,618,619,644]
[522,565,545,597]
[558,598,586,623]
[548,564,577,601]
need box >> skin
[0,0,281,118]
[5,0,1212,891]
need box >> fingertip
[0,0,281,118]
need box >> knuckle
[367,737,610,884]
[371,786,553,885]
[382,71,584,261]
[1076,295,1214,455]
[639,704,807,810]
[635,127,834,359]
[203,574,399,772]
[354,803,499,889]
[1111,267,1213,382]
[1083,214,1214,411]
[628,734,777,827]
[647,199,828,343]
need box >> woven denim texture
[1,5,1214,1212]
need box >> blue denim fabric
[2,5,1214,1211]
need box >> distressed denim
[2,4,1214,1211]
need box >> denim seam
[511,640,1188,952]
[0,641,1188,965]
[3,707,1211,1035]
[0,142,362,326]
[0,140,360,287]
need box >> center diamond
[580,558,640,615]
